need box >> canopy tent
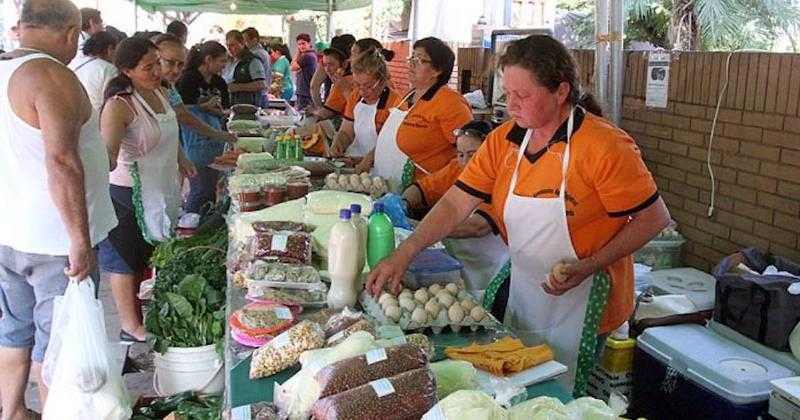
[134,0,371,14]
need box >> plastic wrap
[311,368,438,420]
[251,221,313,233]
[507,396,568,420]
[376,333,434,360]
[249,231,312,265]
[327,319,375,346]
[430,360,478,399]
[422,390,507,420]
[250,321,325,379]
[246,285,327,307]
[242,261,320,284]
[324,308,364,339]
[229,303,294,337]
[275,331,379,420]
[315,343,429,398]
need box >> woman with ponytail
[351,37,395,62]
[98,36,197,343]
[69,31,119,111]
[176,41,231,214]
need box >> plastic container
[770,377,800,420]
[263,185,287,207]
[646,267,717,311]
[287,182,310,200]
[327,209,361,309]
[599,337,636,374]
[634,236,686,270]
[631,324,794,420]
[153,344,224,396]
[367,203,395,269]
[404,248,464,289]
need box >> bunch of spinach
[151,225,228,298]
[146,274,225,353]
[132,391,221,420]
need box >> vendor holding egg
[368,35,670,390]
[402,120,508,300]
[327,48,402,174]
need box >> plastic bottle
[295,134,305,160]
[275,135,285,159]
[367,203,395,269]
[350,204,368,273]
[285,134,296,160]
[327,209,360,309]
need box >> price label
[369,378,395,398]
[231,405,252,420]
[390,336,407,346]
[365,348,388,365]
[274,306,292,320]
[327,330,346,344]
[271,234,288,252]
[272,331,290,348]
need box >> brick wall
[384,40,463,94]
[618,50,800,271]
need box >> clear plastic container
[403,249,464,289]
[634,237,686,270]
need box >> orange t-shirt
[342,87,401,133]
[415,158,501,235]
[396,83,472,179]
[323,81,350,115]
[456,110,659,334]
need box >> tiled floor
[25,275,155,413]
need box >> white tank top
[0,52,117,256]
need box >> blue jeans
[185,165,220,215]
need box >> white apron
[444,231,509,301]
[348,99,379,157]
[372,92,430,192]
[131,90,181,243]
[502,108,592,389]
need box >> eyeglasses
[406,55,432,66]
[160,57,185,69]
[453,128,487,140]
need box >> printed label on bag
[390,336,407,346]
[271,234,288,252]
[274,306,292,320]
[365,348,388,365]
[272,331,290,348]
[370,378,395,398]
[231,405,252,420]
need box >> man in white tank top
[0,1,116,417]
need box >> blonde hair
[351,49,389,82]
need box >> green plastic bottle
[367,203,396,269]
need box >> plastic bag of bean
[315,343,429,398]
[251,221,313,233]
[323,308,364,339]
[249,231,312,265]
[311,368,438,420]
[250,321,325,379]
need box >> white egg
[448,304,465,323]
[470,306,487,322]
[380,296,398,311]
[361,177,373,189]
[399,290,413,301]
[437,292,455,308]
[384,305,401,323]
[445,283,459,294]
[411,307,428,324]
[372,176,383,185]
[378,292,393,305]
[325,173,338,185]
[424,299,441,315]
[414,289,429,304]
[399,297,416,312]
[428,284,443,295]
[360,172,371,181]
[337,174,349,185]
[460,299,476,311]
[348,174,360,185]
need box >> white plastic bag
[42,279,132,420]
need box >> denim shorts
[0,245,70,362]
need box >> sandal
[119,330,146,344]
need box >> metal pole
[134,0,139,32]
[608,0,624,126]
[594,0,609,114]
[326,0,333,41]
[410,0,419,43]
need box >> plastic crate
[403,248,463,289]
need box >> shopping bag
[41,278,132,420]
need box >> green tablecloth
[228,328,572,409]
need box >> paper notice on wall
[646,52,670,108]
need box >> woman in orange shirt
[372,37,472,192]
[328,49,401,172]
[403,120,508,299]
[368,35,671,393]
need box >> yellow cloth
[444,336,554,376]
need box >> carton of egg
[324,172,388,199]
[359,283,496,334]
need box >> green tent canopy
[135,0,371,14]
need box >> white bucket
[153,344,224,396]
